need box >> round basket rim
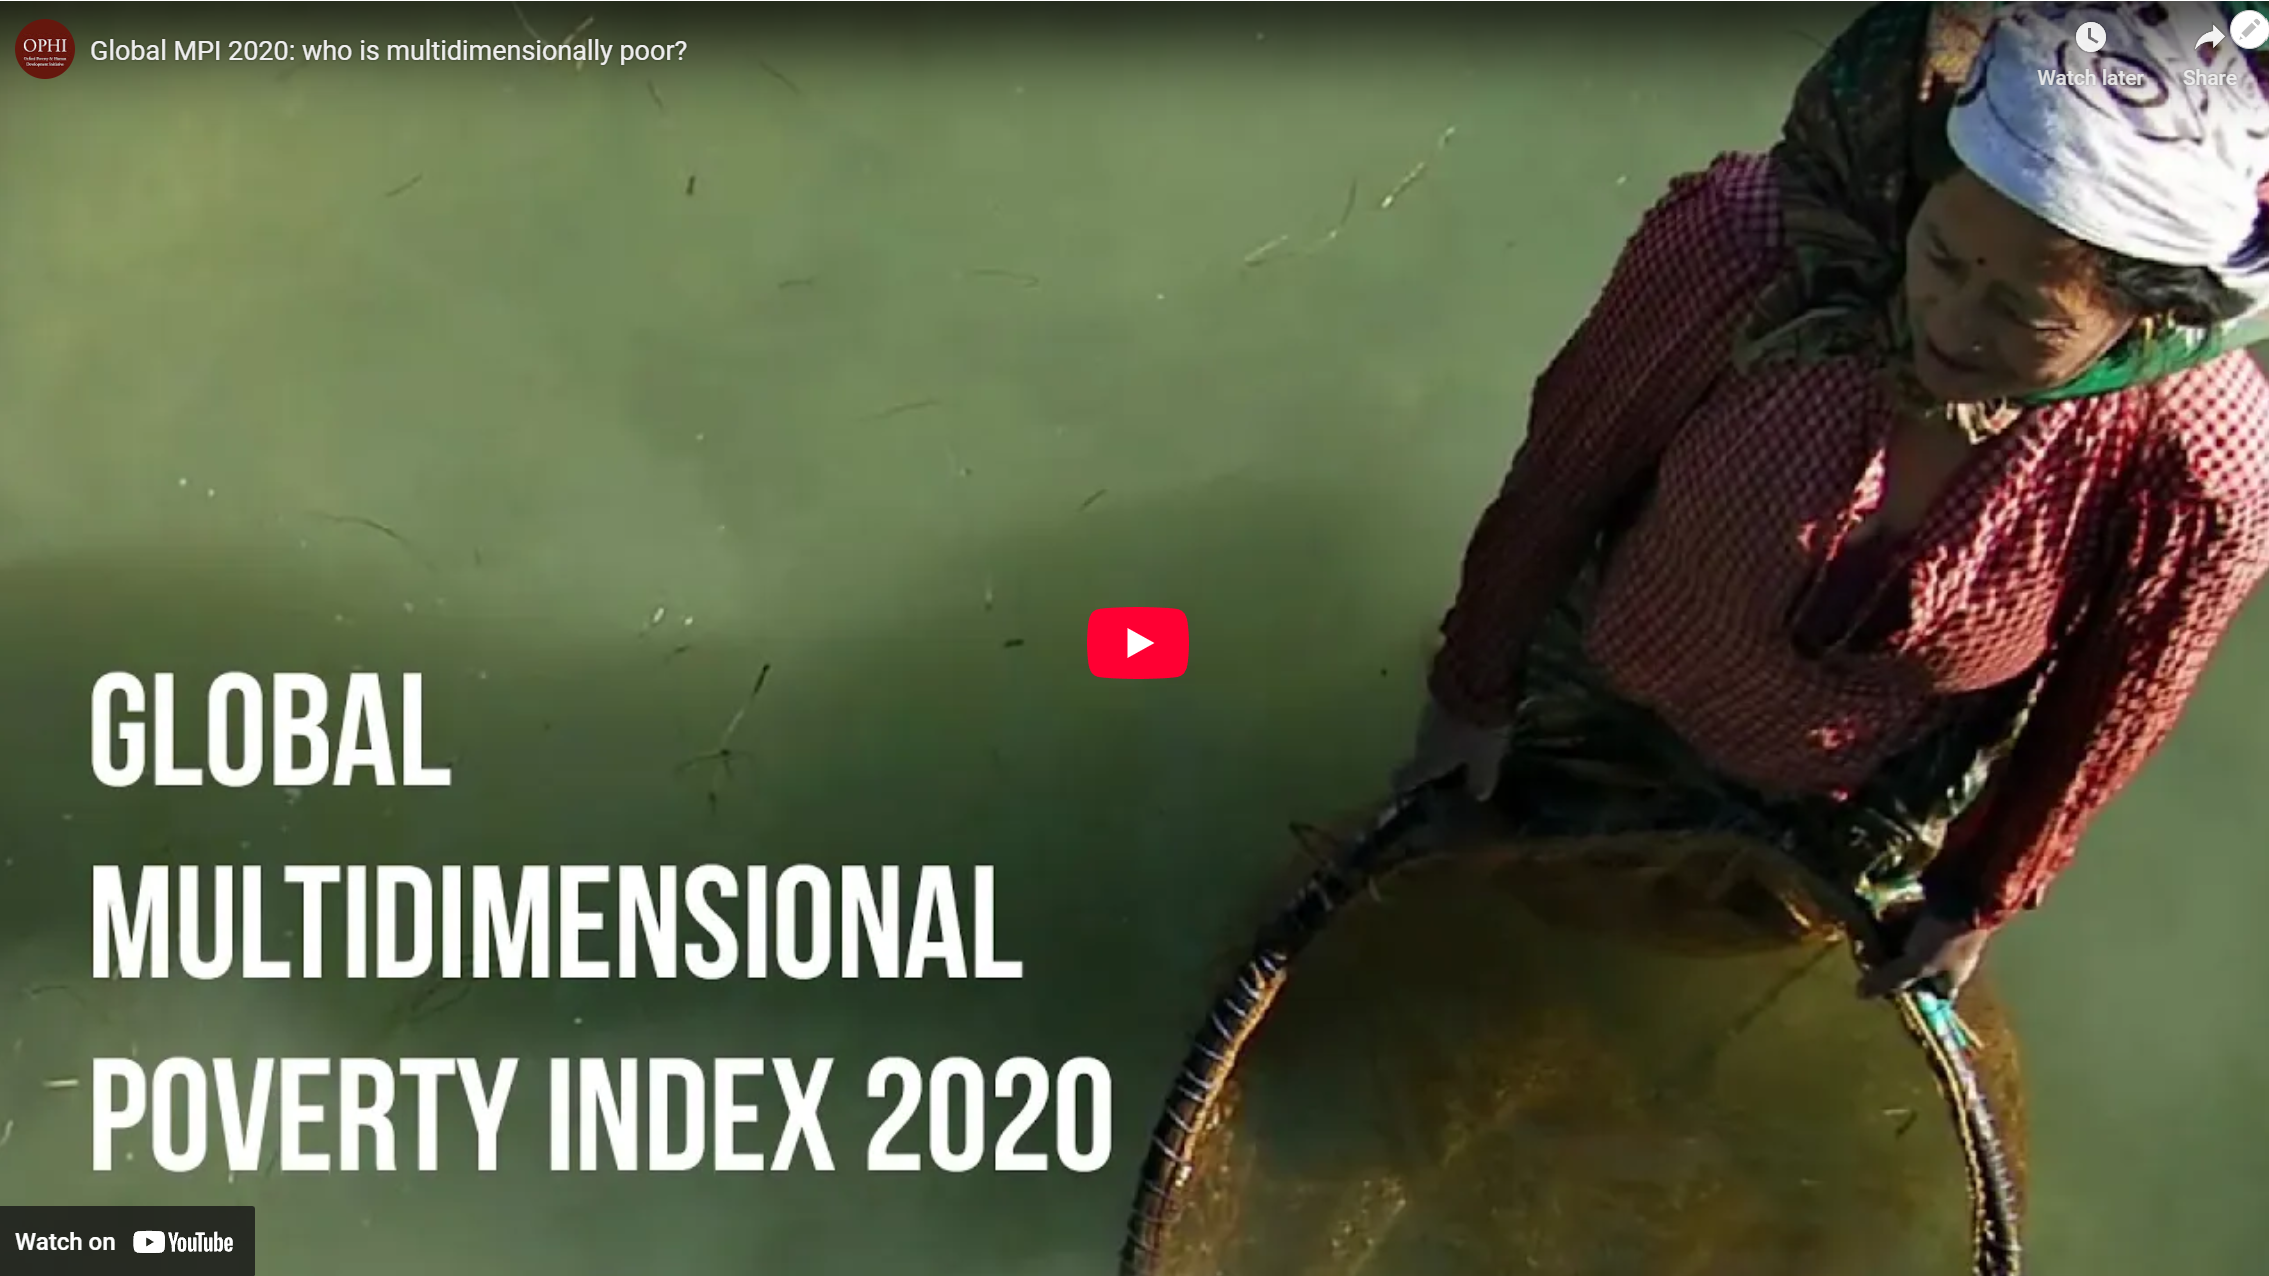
[1116,790,2026,1276]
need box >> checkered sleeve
[1926,391,2269,929]
[1429,155,1780,725]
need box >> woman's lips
[1921,334,1985,376]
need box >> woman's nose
[1924,303,1993,356]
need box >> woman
[1395,3,2269,999]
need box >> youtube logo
[1087,607,1189,679]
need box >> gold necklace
[1932,398,2020,446]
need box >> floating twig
[646,79,666,112]
[257,973,472,1176]
[305,511,433,570]
[1309,177,1359,249]
[963,267,1040,289]
[1242,175,1361,268]
[391,977,472,1030]
[1379,126,1456,211]
[673,665,772,814]
[870,397,941,421]
[382,174,423,199]
[512,5,595,70]
[23,983,94,1011]
[1240,234,1291,268]
[756,58,801,96]
[1078,488,1108,512]
[684,174,697,197]
[1787,26,1832,55]
[777,276,818,290]
[1378,162,1428,211]
[561,15,596,70]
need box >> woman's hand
[1858,909,1992,1000]
[1392,697,1512,801]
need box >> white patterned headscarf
[1948,2,2269,314]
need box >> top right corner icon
[2228,9,2269,50]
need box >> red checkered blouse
[1431,153,2269,931]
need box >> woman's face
[1901,168,2136,403]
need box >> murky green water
[3,6,2265,1274]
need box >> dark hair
[2095,205,2269,327]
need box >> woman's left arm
[1922,476,2269,932]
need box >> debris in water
[673,665,773,814]
[1241,234,1290,267]
[305,510,433,570]
[871,398,941,421]
[1242,176,1360,267]
[1380,126,1456,210]
[757,58,801,97]
[962,267,1040,288]
[1308,177,1360,250]
[24,983,93,1011]
[514,4,595,54]
[393,977,473,1029]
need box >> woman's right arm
[1429,156,1784,726]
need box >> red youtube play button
[1086,607,1189,679]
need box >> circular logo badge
[17,19,74,79]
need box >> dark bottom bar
[2,1206,254,1274]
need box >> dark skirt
[1484,566,2036,925]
